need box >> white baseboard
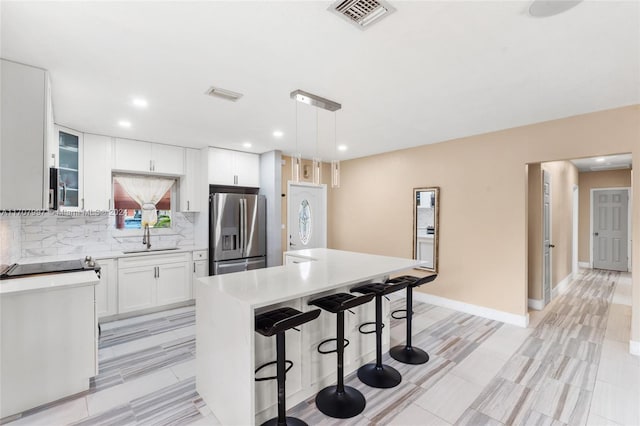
[630,340,640,356]
[578,262,591,269]
[412,291,529,328]
[552,274,572,299]
[528,298,544,311]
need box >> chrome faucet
[142,224,151,249]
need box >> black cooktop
[0,259,100,280]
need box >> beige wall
[578,169,632,263]
[327,105,640,344]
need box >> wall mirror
[413,187,439,272]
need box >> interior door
[287,183,327,250]
[542,170,552,306]
[593,189,628,271]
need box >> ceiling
[571,153,633,172]
[1,1,638,161]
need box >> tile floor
[1,268,637,426]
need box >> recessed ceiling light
[243,142,252,148]
[118,120,131,128]
[595,158,606,162]
[273,130,284,138]
[337,145,348,151]
[132,97,148,108]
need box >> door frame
[589,187,632,271]
[287,181,327,250]
[572,184,579,278]
[542,169,552,306]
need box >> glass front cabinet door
[56,126,83,210]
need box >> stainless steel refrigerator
[209,193,266,275]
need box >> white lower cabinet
[157,262,191,305]
[192,250,208,289]
[95,258,117,318]
[118,252,191,314]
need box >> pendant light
[312,109,321,185]
[331,110,340,188]
[290,90,341,187]
[291,99,301,183]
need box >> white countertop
[15,246,207,264]
[196,248,423,309]
[0,270,99,296]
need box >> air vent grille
[205,86,243,102]
[330,0,395,29]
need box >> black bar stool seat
[388,274,438,365]
[308,292,375,419]
[255,307,321,426]
[350,279,410,388]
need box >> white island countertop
[0,270,99,296]
[197,248,424,309]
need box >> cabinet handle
[193,262,196,273]
[234,175,238,185]
[82,198,85,210]
[150,160,153,172]
[187,200,190,211]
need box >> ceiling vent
[205,86,243,102]
[329,0,396,30]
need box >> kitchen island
[0,270,99,418]
[195,248,423,425]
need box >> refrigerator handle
[239,198,245,255]
[243,199,248,256]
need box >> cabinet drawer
[193,250,208,260]
[118,252,190,269]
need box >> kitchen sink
[122,248,180,254]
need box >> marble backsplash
[1,211,196,260]
[0,215,22,265]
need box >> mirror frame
[413,187,440,272]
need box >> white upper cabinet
[208,147,260,187]
[0,59,52,210]
[113,139,150,172]
[83,134,112,211]
[113,138,184,175]
[153,144,185,175]
[180,148,202,212]
[56,126,83,211]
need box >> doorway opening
[526,153,632,312]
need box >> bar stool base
[357,363,401,388]
[261,416,307,426]
[315,385,366,419]
[389,345,429,365]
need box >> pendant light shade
[292,154,301,183]
[331,160,340,188]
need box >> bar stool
[255,307,321,426]
[308,292,375,418]
[388,274,438,364]
[350,279,411,388]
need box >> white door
[118,265,156,313]
[114,138,152,172]
[287,183,327,250]
[157,262,191,305]
[593,189,629,271]
[542,170,552,306]
[152,144,184,175]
